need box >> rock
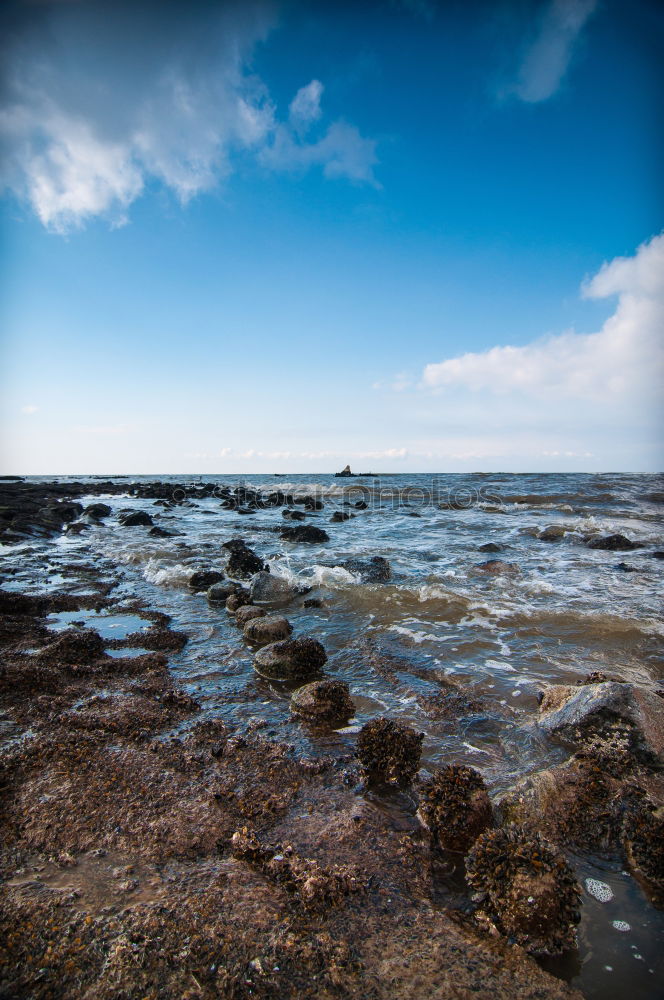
[331,512,354,522]
[40,501,84,525]
[235,605,267,626]
[118,510,153,527]
[223,539,266,578]
[280,525,330,544]
[538,681,664,763]
[149,525,178,538]
[478,542,503,553]
[65,521,88,535]
[357,717,423,786]
[226,591,251,612]
[244,616,293,645]
[652,551,664,560]
[538,526,566,542]
[290,679,355,724]
[249,571,302,604]
[622,796,664,898]
[587,533,642,551]
[354,500,368,510]
[282,509,306,520]
[335,465,354,477]
[37,628,106,665]
[474,560,519,575]
[253,638,327,681]
[207,581,245,604]
[466,826,581,955]
[188,569,225,592]
[84,503,112,519]
[418,765,493,852]
[303,598,323,609]
[615,562,637,572]
[338,556,391,583]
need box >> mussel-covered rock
[234,605,267,626]
[243,615,292,645]
[622,797,664,899]
[418,764,493,851]
[280,525,330,543]
[253,637,327,680]
[357,717,423,786]
[466,825,581,955]
[188,569,225,592]
[291,679,354,724]
[36,628,106,665]
[223,539,267,579]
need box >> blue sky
[1,0,662,473]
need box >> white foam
[612,920,631,932]
[142,561,193,587]
[585,878,614,903]
[388,625,440,644]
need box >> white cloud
[289,80,323,129]
[0,2,378,231]
[510,0,598,102]
[422,232,664,407]
[20,404,38,414]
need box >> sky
[1,0,663,475]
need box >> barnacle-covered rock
[622,797,664,899]
[466,825,581,955]
[356,716,423,786]
[231,827,365,911]
[290,679,354,725]
[243,615,292,645]
[234,605,266,627]
[418,764,493,851]
[253,638,327,681]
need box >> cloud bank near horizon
[0,0,378,232]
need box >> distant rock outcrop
[335,465,354,478]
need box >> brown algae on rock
[356,716,423,786]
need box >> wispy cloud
[20,405,39,415]
[0,1,378,232]
[509,0,598,102]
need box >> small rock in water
[118,510,153,527]
[253,637,327,681]
[207,580,245,604]
[280,525,330,543]
[235,605,267,626]
[538,526,566,542]
[587,533,642,551]
[474,559,519,575]
[337,556,391,583]
[418,764,493,851]
[357,717,423,786]
[290,679,354,724]
[224,539,267,579]
[188,569,225,592]
[244,616,292,645]
[226,591,252,612]
[478,542,503,553]
[250,571,301,603]
[467,826,582,955]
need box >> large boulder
[290,679,355,724]
[253,638,327,681]
[280,525,330,544]
[587,533,642,551]
[538,681,663,763]
[244,616,293,645]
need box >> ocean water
[2,471,663,995]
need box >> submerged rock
[357,717,423,786]
[243,615,292,645]
[280,525,330,543]
[474,559,519,575]
[234,605,266,626]
[418,764,493,852]
[538,526,567,542]
[149,526,177,538]
[478,542,503,553]
[290,679,355,724]
[253,637,327,680]
[537,681,664,763]
[188,569,225,592]
[331,511,354,522]
[249,571,302,604]
[587,533,642,551]
[466,825,581,955]
[337,556,391,583]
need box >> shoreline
[1,479,662,998]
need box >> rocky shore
[1,479,661,998]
